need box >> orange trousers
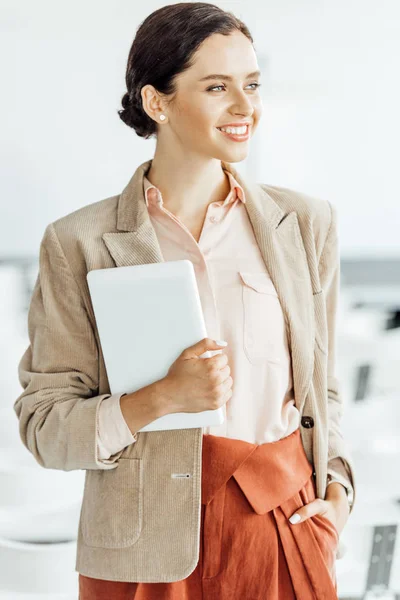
[79,427,339,599]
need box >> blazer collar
[114,158,282,232]
[102,159,314,413]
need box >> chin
[217,148,249,164]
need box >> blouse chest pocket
[238,271,286,366]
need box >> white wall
[1,0,399,257]
[248,0,400,258]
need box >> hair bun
[120,92,131,110]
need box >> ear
[141,84,167,123]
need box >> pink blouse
[96,168,353,506]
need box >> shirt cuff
[97,393,138,461]
[327,458,354,510]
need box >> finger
[288,499,326,525]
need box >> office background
[1,1,399,598]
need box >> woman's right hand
[162,337,233,414]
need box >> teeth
[218,125,248,135]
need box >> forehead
[186,31,257,76]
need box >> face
[142,30,263,163]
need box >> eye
[206,83,262,92]
[207,85,225,92]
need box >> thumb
[288,498,325,525]
[185,337,228,359]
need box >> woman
[14,3,356,599]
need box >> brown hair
[117,2,254,139]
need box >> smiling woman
[80,3,352,597]
[12,1,355,598]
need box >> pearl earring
[159,114,166,121]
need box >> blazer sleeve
[319,201,357,513]
[14,222,126,471]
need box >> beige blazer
[14,159,356,583]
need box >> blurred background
[1,0,399,598]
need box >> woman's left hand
[288,484,350,536]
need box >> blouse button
[210,215,220,223]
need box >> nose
[231,89,255,117]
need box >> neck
[145,149,232,219]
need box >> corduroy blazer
[14,158,356,583]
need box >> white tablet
[86,259,225,432]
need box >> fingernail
[289,513,301,524]
[214,340,228,346]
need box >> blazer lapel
[102,159,314,414]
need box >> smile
[216,125,250,142]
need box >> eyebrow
[198,70,261,82]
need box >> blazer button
[301,415,314,428]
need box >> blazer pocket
[81,457,143,548]
[239,271,285,366]
[313,290,328,355]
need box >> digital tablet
[86,259,225,432]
